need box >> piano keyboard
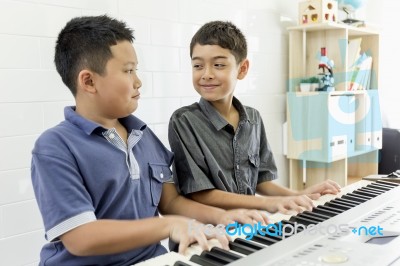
[135,180,400,266]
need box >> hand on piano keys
[135,180,399,266]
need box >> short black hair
[54,15,134,96]
[190,21,247,64]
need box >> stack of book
[347,37,372,91]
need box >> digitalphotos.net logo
[188,220,384,240]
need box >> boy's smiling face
[92,40,142,119]
[191,44,248,104]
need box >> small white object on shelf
[299,0,338,25]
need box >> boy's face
[92,40,141,118]
[191,44,247,104]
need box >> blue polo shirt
[31,106,174,266]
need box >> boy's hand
[217,209,270,226]
[302,179,341,196]
[167,216,230,255]
[262,195,315,214]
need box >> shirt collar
[64,106,147,135]
[198,96,250,131]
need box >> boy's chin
[201,94,227,102]
[130,106,138,114]
[124,104,138,115]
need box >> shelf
[348,148,379,158]
[286,22,381,189]
[291,90,370,96]
[287,22,380,36]
[288,22,379,93]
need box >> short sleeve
[168,114,215,195]
[31,135,96,241]
[257,116,278,184]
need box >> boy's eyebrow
[191,56,228,61]
[124,61,138,66]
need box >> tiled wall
[0,0,398,265]
[0,0,293,264]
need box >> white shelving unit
[286,23,382,190]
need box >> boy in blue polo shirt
[31,15,268,266]
[168,21,341,215]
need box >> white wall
[0,0,398,265]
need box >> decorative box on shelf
[299,0,338,25]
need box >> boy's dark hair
[190,21,247,64]
[54,15,135,96]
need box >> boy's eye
[193,64,203,69]
[126,69,137,74]
[214,63,225,68]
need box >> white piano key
[134,251,201,266]
[137,180,378,265]
[229,180,400,266]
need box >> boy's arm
[159,183,269,226]
[256,181,299,196]
[189,187,317,214]
[256,180,340,197]
[60,216,204,256]
[188,188,269,211]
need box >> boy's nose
[202,68,214,80]
[133,77,142,90]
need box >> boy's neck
[210,97,239,131]
[76,105,129,142]
[75,104,121,129]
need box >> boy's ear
[77,70,96,94]
[237,59,249,80]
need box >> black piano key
[280,219,305,232]
[234,238,264,251]
[358,187,385,195]
[351,190,375,199]
[331,198,359,207]
[251,234,279,246]
[190,254,223,266]
[324,201,352,211]
[289,215,318,225]
[342,194,368,203]
[297,212,327,222]
[200,250,233,264]
[257,226,284,241]
[228,241,257,255]
[174,261,192,266]
[333,197,360,206]
[347,192,371,201]
[365,184,388,193]
[209,247,242,261]
[367,183,392,191]
[376,180,399,187]
[310,207,336,217]
[375,180,398,187]
[330,198,358,207]
[312,205,341,215]
[303,210,332,220]
[355,188,381,197]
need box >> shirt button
[236,165,239,170]
[160,173,164,179]
[109,133,115,139]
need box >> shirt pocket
[149,163,172,206]
[248,154,260,168]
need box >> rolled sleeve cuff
[183,182,216,195]
[46,211,96,242]
[257,171,278,184]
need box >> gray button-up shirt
[168,97,277,195]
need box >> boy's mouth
[200,84,218,90]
